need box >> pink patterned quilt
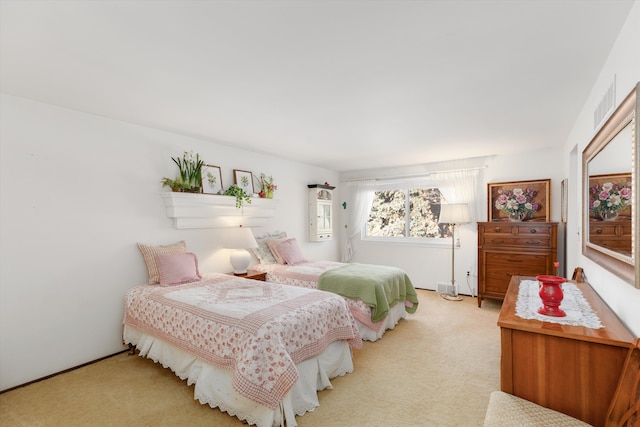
[123,273,362,409]
[253,261,390,332]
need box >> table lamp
[224,225,258,275]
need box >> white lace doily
[515,280,603,329]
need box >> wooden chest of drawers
[477,222,558,307]
[589,221,632,253]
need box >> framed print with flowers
[201,164,223,195]
[488,179,551,222]
[233,169,255,195]
[588,173,631,221]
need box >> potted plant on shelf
[161,150,204,193]
[255,173,277,199]
[224,185,252,208]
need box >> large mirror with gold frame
[582,82,639,288]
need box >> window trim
[361,233,451,248]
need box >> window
[366,188,452,240]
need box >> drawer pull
[495,227,501,232]
[530,229,537,233]
[507,259,523,263]
[596,228,603,234]
[525,240,541,245]
[491,239,505,244]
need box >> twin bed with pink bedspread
[252,260,419,342]
[123,272,362,427]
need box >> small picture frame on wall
[233,169,254,195]
[488,179,551,222]
[560,178,568,223]
[201,164,223,194]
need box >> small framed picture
[488,179,551,222]
[560,178,568,223]
[233,169,254,194]
[201,164,223,194]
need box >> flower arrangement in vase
[161,150,204,193]
[494,187,539,221]
[589,181,632,221]
[255,173,277,199]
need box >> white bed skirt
[123,326,353,427]
[357,302,407,342]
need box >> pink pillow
[276,238,307,265]
[137,240,186,284]
[266,238,287,264]
[155,252,202,286]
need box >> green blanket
[318,263,419,322]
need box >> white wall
[0,94,340,391]
[564,1,640,336]
[344,147,565,293]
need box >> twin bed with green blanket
[252,260,419,341]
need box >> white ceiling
[0,0,635,172]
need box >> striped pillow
[266,238,288,264]
[137,240,186,284]
[276,238,308,265]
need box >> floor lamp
[438,203,471,301]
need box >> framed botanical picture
[233,169,254,194]
[561,178,568,223]
[201,164,223,194]
[488,179,551,222]
[588,172,631,220]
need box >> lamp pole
[443,222,463,301]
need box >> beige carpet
[0,290,502,426]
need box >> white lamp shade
[438,203,471,225]
[223,226,258,250]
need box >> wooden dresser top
[498,275,635,348]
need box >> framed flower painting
[588,173,631,220]
[488,179,551,222]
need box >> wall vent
[436,282,454,295]
[594,76,616,130]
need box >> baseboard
[0,349,129,394]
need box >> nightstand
[231,270,267,282]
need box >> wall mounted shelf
[161,192,278,229]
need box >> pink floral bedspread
[123,273,362,409]
[253,261,388,332]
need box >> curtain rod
[340,165,487,183]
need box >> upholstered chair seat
[484,391,591,427]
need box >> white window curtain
[430,168,480,227]
[341,180,375,262]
